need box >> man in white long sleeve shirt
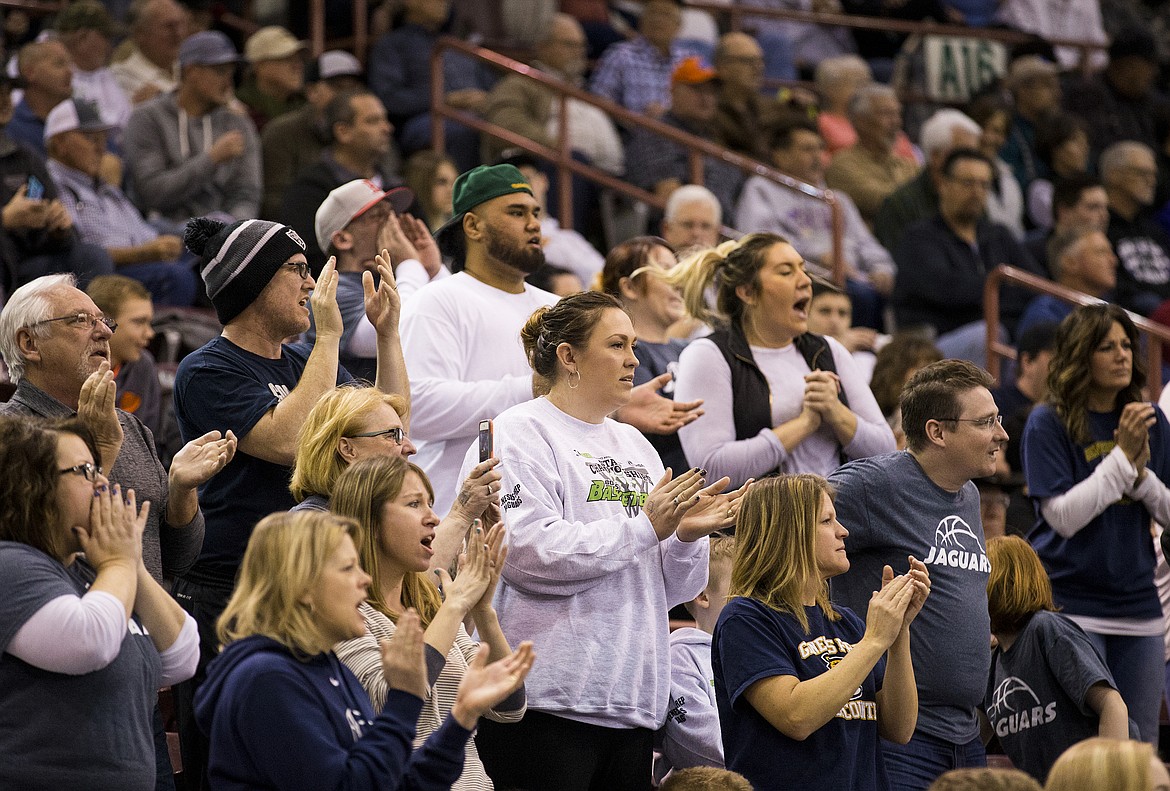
[403,163,703,514]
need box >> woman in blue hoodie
[194,510,535,791]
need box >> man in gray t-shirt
[829,359,1008,791]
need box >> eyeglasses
[937,414,1003,430]
[30,312,117,333]
[349,426,406,444]
[59,462,102,482]
[285,261,311,280]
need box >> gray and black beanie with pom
[185,216,308,325]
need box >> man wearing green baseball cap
[401,161,704,516]
[400,162,556,514]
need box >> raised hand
[310,256,344,340]
[450,641,535,728]
[1115,402,1156,467]
[471,521,507,615]
[362,254,401,338]
[77,361,123,468]
[435,522,492,617]
[864,573,914,651]
[643,467,708,541]
[169,430,237,489]
[376,213,420,268]
[380,608,428,699]
[399,213,443,277]
[79,483,148,571]
[881,558,930,631]
[676,478,752,542]
[615,372,704,435]
[451,457,502,524]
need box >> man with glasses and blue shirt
[170,214,409,786]
[827,359,1008,790]
[0,271,235,791]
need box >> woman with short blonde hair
[1045,737,1169,791]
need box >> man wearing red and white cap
[305,178,435,380]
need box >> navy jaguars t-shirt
[174,337,351,583]
[713,597,887,791]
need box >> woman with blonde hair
[194,510,534,791]
[1021,303,1170,744]
[332,454,525,791]
[982,536,1129,781]
[1045,737,1170,791]
[671,233,894,487]
[713,474,928,791]
[472,291,746,790]
[290,382,501,572]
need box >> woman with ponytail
[671,233,893,488]
[472,292,747,791]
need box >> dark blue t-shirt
[713,597,887,791]
[174,337,352,582]
[983,611,1118,781]
[1022,403,1168,619]
[633,338,689,473]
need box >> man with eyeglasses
[892,148,1041,367]
[1100,140,1170,316]
[171,214,407,786]
[828,359,1008,789]
[0,273,234,585]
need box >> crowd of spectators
[3,1,1170,790]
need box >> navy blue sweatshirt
[195,635,470,791]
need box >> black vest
[706,323,849,470]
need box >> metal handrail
[686,0,1108,59]
[0,0,62,14]
[429,35,847,284]
[983,266,1168,400]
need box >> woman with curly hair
[1021,303,1170,745]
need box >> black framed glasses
[285,261,310,280]
[59,462,102,482]
[31,312,117,333]
[349,426,406,444]
[936,414,1003,430]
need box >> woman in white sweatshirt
[473,291,746,791]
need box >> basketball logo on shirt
[580,453,653,517]
[988,676,1056,737]
[924,515,990,572]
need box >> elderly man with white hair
[661,184,722,253]
[874,108,982,252]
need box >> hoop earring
[567,370,580,389]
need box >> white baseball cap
[44,98,112,142]
[314,179,414,253]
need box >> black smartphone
[26,176,43,200]
[478,419,493,462]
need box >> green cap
[434,164,534,267]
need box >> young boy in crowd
[85,275,162,437]
[806,281,887,382]
[657,534,735,780]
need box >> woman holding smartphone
[472,292,746,791]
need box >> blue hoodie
[195,634,470,791]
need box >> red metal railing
[428,35,848,283]
[984,266,1168,400]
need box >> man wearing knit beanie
[168,214,408,785]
